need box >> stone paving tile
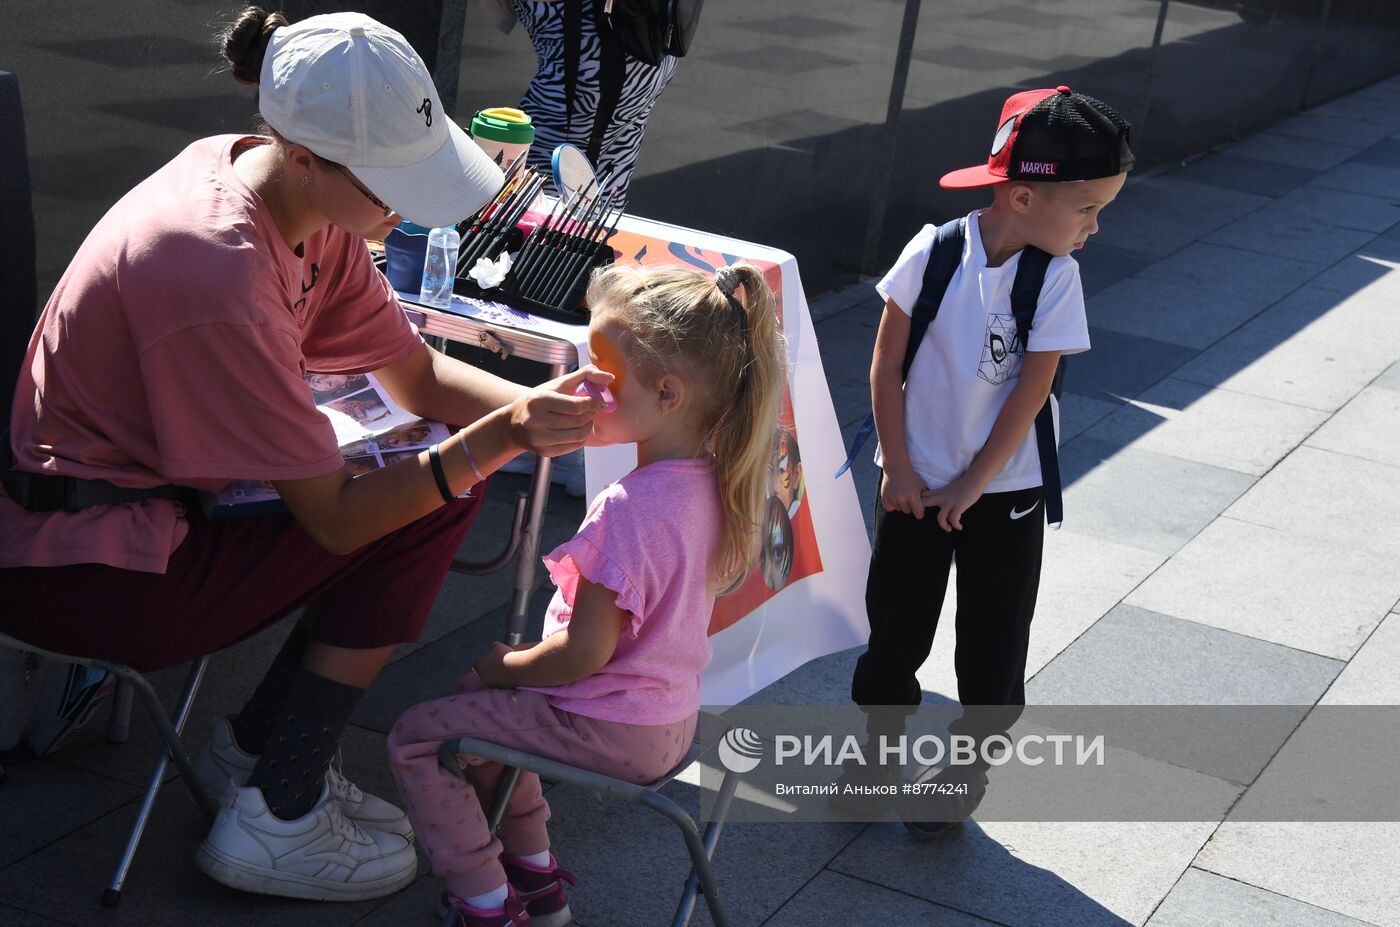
[1059,438,1255,556]
[1321,611,1400,705]
[1351,137,1400,168]
[1195,823,1400,927]
[0,788,389,927]
[832,820,1215,927]
[1146,867,1377,927]
[1305,385,1400,467]
[1132,242,1324,306]
[1226,446,1400,560]
[0,906,71,927]
[1127,516,1399,661]
[1027,533,1167,683]
[1084,378,1328,476]
[1086,277,1265,350]
[1028,603,1341,707]
[1173,285,1400,412]
[813,304,878,429]
[1093,175,1270,259]
[1027,603,1339,784]
[1063,329,1198,404]
[1074,243,1158,297]
[1059,392,1120,443]
[1203,212,1375,265]
[1271,184,1400,233]
[1171,152,1320,198]
[1270,112,1399,149]
[1308,92,1400,129]
[766,870,1001,926]
[1377,359,1400,391]
[1090,211,1206,261]
[1226,131,1362,171]
[0,761,140,871]
[1307,158,1400,196]
[536,780,864,927]
[1306,240,1400,296]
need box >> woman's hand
[880,468,928,518]
[507,365,614,458]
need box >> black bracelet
[427,443,455,503]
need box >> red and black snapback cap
[940,86,1134,189]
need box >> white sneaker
[195,782,417,901]
[194,716,413,840]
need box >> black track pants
[852,472,1045,729]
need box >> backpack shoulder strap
[1009,244,1053,366]
[1008,245,1065,525]
[901,217,965,383]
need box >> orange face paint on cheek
[589,330,627,393]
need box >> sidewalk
[5,75,1400,927]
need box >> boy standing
[849,87,1132,836]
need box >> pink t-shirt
[523,458,722,726]
[0,135,422,573]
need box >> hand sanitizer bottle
[418,226,460,309]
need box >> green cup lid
[471,107,535,144]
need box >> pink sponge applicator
[575,379,617,412]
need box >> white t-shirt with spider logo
[873,210,1091,493]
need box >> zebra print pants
[513,0,679,208]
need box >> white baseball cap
[258,12,503,228]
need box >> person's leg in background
[897,486,1045,838]
[1,490,490,898]
[512,0,679,208]
[950,486,1045,738]
[847,469,956,797]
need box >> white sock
[509,850,552,869]
[465,884,509,910]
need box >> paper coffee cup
[470,107,535,170]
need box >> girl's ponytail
[709,264,786,588]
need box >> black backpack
[837,217,1067,525]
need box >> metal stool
[0,632,217,906]
[439,710,741,927]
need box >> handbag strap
[561,1,626,169]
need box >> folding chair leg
[672,765,741,924]
[107,680,134,743]
[486,766,523,834]
[100,656,213,908]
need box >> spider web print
[978,314,1024,386]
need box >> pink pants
[387,673,696,897]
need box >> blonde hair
[587,263,788,590]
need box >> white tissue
[468,251,513,289]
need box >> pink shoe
[503,854,576,927]
[441,885,531,927]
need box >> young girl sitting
[387,262,788,927]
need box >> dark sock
[230,622,312,755]
[246,668,362,821]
